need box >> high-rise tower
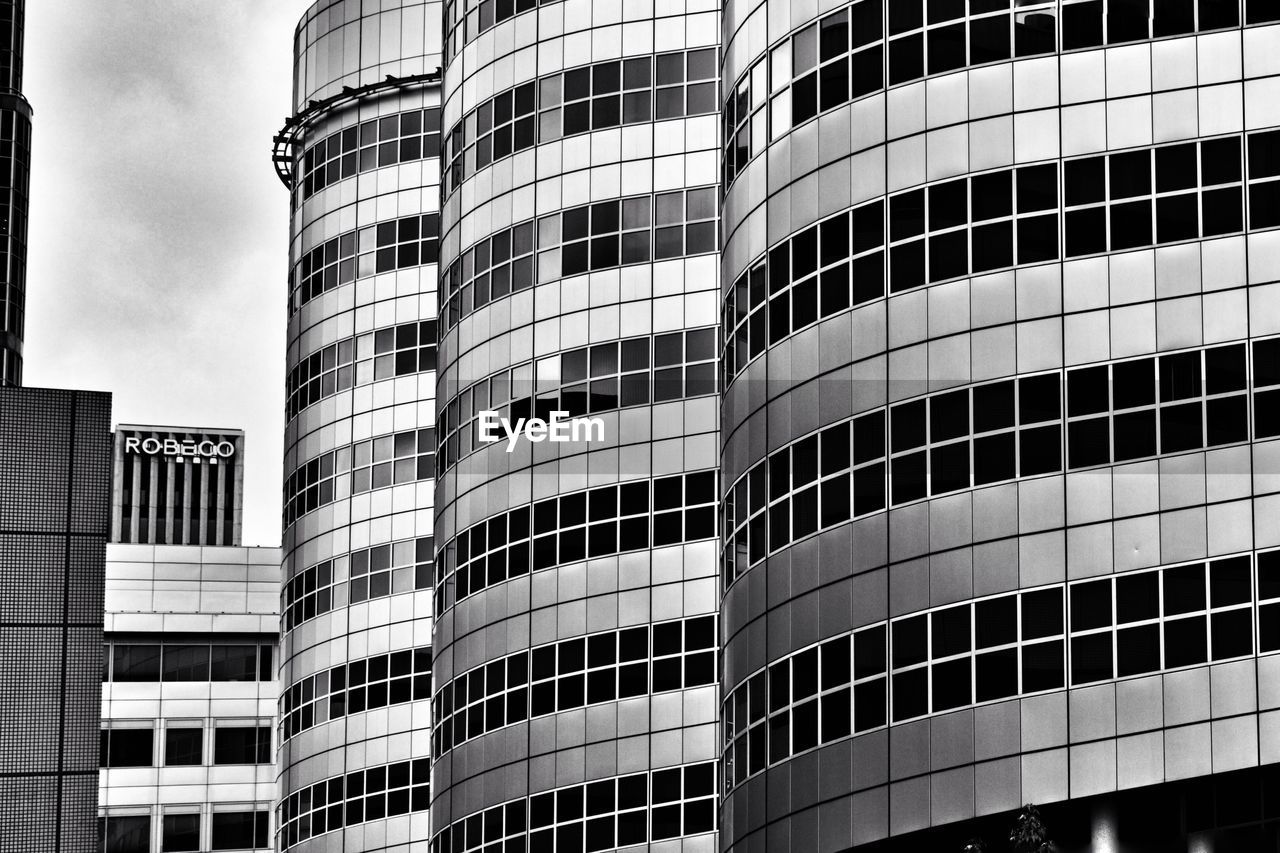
[429,1,723,850]
[273,2,442,851]
[0,0,30,387]
[718,1,1280,850]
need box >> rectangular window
[101,728,153,768]
[212,727,271,765]
[165,727,203,766]
[101,815,151,853]
[162,814,200,852]
[112,645,160,682]
[210,811,269,851]
[210,645,258,681]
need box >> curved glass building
[719,0,1280,850]
[428,1,723,850]
[275,2,442,851]
[0,0,29,387]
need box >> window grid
[435,471,718,616]
[428,761,717,853]
[280,646,433,742]
[722,0,1279,191]
[102,641,273,683]
[281,535,434,632]
[295,107,442,203]
[278,759,430,848]
[442,50,717,198]
[431,616,716,759]
[283,423,436,528]
[436,328,717,475]
[723,337,1280,590]
[723,549,1280,792]
[289,213,440,315]
[286,319,438,422]
[442,187,718,332]
[723,132,1280,388]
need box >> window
[100,815,150,853]
[111,645,160,682]
[279,760,430,847]
[282,646,432,742]
[162,814,200,852]
[101,727,153,768]
[212,727,270,765]
[164,727,202,766]
[162,645,209,681]
[210,811,269,851]
[209,645,257,682]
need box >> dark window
[112,645,161,682]
[102,728,153,768]
[165,728,203,766]
[213,727,271,765]
[163,814,201,852]
[211,811,269,851]
[102,816,151,853]
[163,645,210,682]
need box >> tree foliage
[1009,803,1056,853]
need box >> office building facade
[429,0,722,851]
[719,1,1280,851]
[98,543,280,853]
[0,0,28,388]
[0,387,111,852]
[274,1,441,850]
[111,425,245,548]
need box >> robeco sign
[124,437,236,459]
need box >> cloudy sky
[23,2,315,546]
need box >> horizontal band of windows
[436,328,717,476]
[429,761,717,853]
[442,49,718,201]
[100,724,270,769]
[288,212,439,316]
[723,336,1280,590]
[279,645,433,743]
[282,534,433,634]
[102,640,272,683]
[286,318,437,422]
[278,759,430,848]
[100,812,268,853]
[283,425,436,529]
[721,548,1280,792]
[294,106,442,204]
[723,129,1280,389]
[441,186,718,334]
[723,0,1280,191]
[434,470,718,617]
[431,615,715,759]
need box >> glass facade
[719,0,1280,849]
[277,1,441,851]
[0,387,111,852]
[430,0,721,851]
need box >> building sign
[124,436,236,463]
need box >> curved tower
[0,0,29,387]
[275,2,442,851]
[719,0,1280,850]
[429,1,723,850]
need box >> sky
[23,1,316,546]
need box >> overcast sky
[23,2,316,546]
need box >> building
[0,387,112,852]
[0,0,28,388]
[718,1,1280,851]
[97,541,280,853]
[272,1,441,850]
[427,0,723,850]
[98,421,277,853]
[111,425,246,547]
